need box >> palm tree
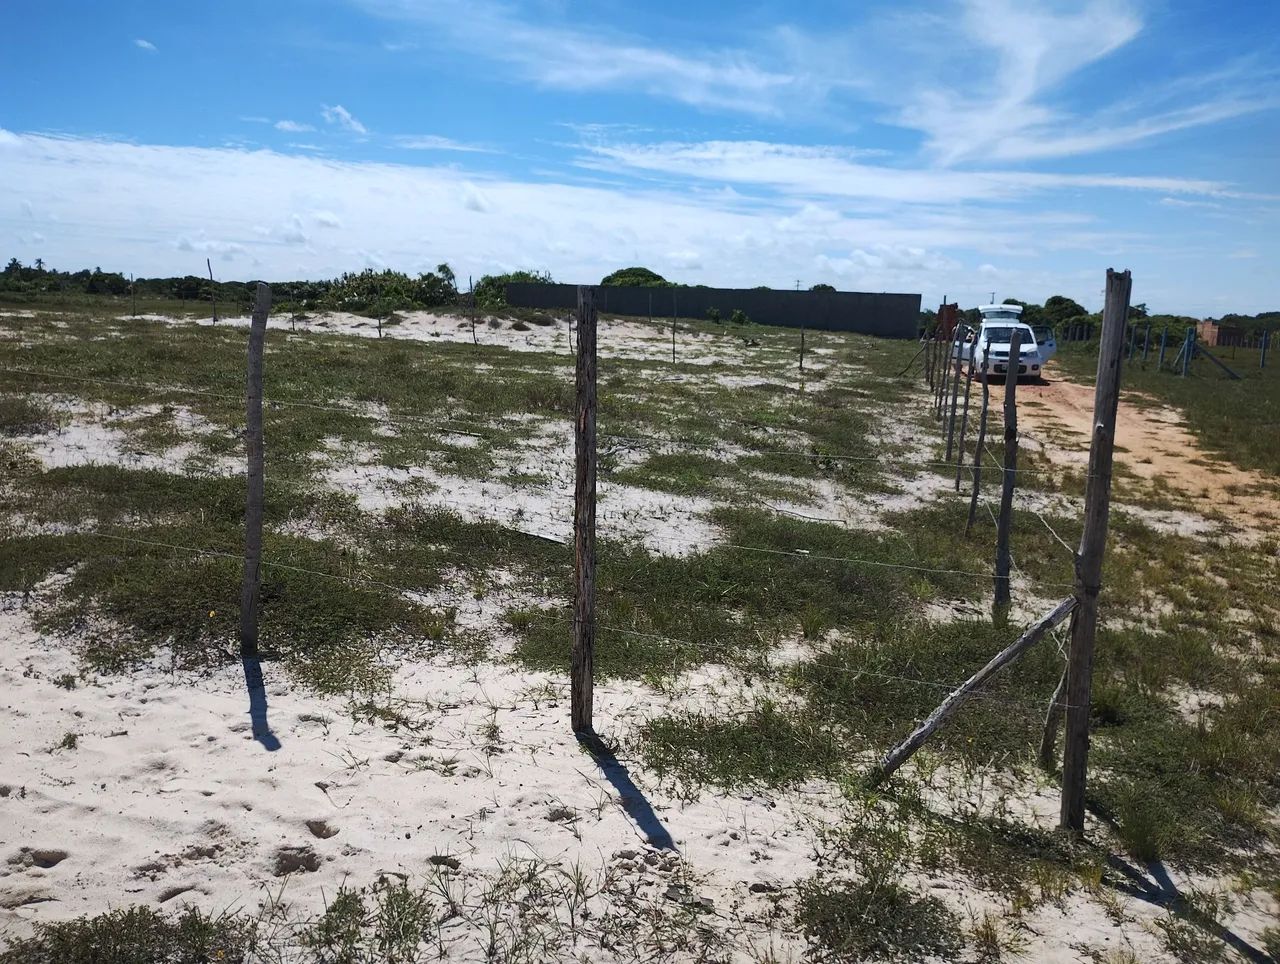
[33,258,44,271]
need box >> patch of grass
[796,875,964,962]
[638,701,842,789]
[0,905,255,964]
[0,393,56,435]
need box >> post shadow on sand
[241,655,281,751]
[1084,798,1271,963]
[577,731,675,851]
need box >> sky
[1,0,1277,316]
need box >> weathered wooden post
[1060,268,1130,833]
[130,273,136,317]
[868,595,1077,788]
[671,292,677,364]
[1142,324,1151,363]
[572,286,598,733]
[1181,326,1195,376]
[993,330,1021,612]
[945,328,965,460]
[800,327,806,374]
[469,276,478,347]
[1158,326,1168,370]
[954,352,975,491]
[966,344,991,535]
[1261,330,1269,369]
[207,258,220,324]
[239,282,270,658]
[925,327,935,389]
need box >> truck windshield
[984,327,1017,343]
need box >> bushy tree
[600,266,671,287]
[810,283,836,292]
[473,269,553,310]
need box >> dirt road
[1017,376,1279,534]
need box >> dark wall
[505,283,921,339]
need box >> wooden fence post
[945,331,964,460]
[993,330,1021,611]
[239,282,270,658]
[1158,327,1168,370]
[1142,324,1151,363]
[1060,268,1130,833]
[572,286,598,734]
[868,595,1077,787]
[1260,330,1269,369]
[926,327,937,389]
[207,258,219,324]
[800,327,806,374]
[966,344,991,535]
[469,276,478,347]
[1181,326,1194,376]
[954,352,975,491]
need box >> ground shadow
[577,731,675,851]
[241,655,281,751]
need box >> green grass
[1,298,1278,958]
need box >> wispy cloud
[352,0,795,115]
[394,134,492,153]
[575,138,1229,205]
[134,38,157,53]
[274,119,315,133]
[321,104,367,134]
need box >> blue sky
[2,0,1277,315]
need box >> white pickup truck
[954,304,1057,379]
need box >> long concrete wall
[505,283,921,339]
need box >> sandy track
[1018,377,1280,534]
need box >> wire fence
[1,300,1089,767]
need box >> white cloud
[394,134,491,153]
[461,182,491,213]
[576,139,1229,205]
[134,38,157,52]
[321,104,367,135]
[274,120,315,133]
[1,130,1273,315]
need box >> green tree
[600,266,670,287]
[474,269,553,309]
[1042,295,1085,325]
[809,283,836,292]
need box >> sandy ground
[139,309,778,368]
[1018,378,1280,536]
[2,319,1278,960]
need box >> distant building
[1197,320,1244,347]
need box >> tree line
[4,258,1273,330]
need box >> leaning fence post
[1158,327,1168,370]
[993,330,1021,612]
[239,282,270,658]
[966,344,991,535]
[1181,326,1194,377]
[1141,324,1150,363]
[954,351,975,491]
[572,286,598,734]
[868,595,1078,787]
[1261,330,1269,369]
[1060,268,1130,833]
